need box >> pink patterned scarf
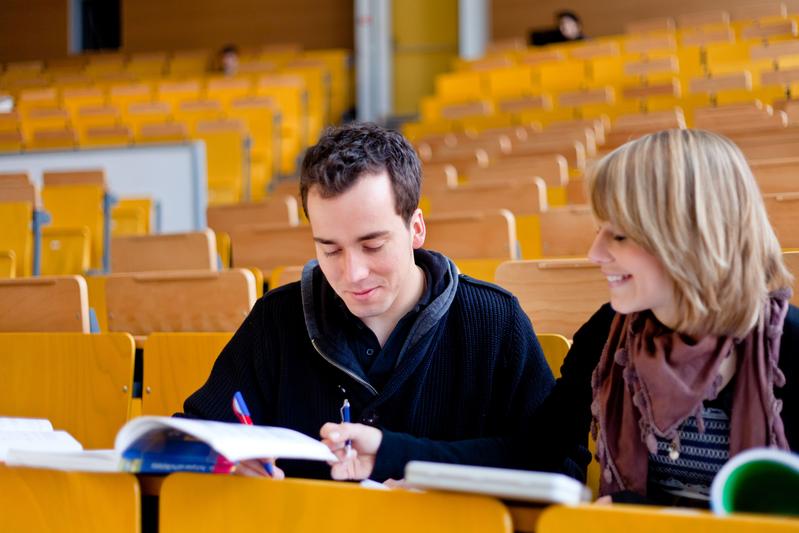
[591,290,791,496]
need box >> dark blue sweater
[182,249,566,481]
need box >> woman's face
[589,222,678,327]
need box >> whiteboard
[0,142,207,232]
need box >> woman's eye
[612,234,627,242]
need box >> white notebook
[0,417,82,462]
[5,416,337,473]
[405,461,592,505]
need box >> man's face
[559,16,581,39]
[222,52,239,75]
[307,171,425,321]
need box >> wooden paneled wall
[122,0,353,52]
[0,0,68,62]
[492,0,799,41]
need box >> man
[183,123,583,481]
[215,44,239,76]
[530,10,585,46]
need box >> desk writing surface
[159,473,513,533]
[0,464,140,533]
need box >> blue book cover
[120,429,234,474]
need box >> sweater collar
[300,249,459,394]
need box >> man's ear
[410,208,426,249]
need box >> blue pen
[231,391,275,476]
[340,399,352,456]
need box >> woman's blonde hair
[588,128,792,338]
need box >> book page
[6,449,119,472]
[115,416,337,463]
[0,430,82,461]
[0,417,53,432]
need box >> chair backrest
[537,333,571,378]
[0,180,38,205]
[421,163,459,192]
[142,332,233,416]
[539,205,596,258]
[0,466,140,533]
[0,332,134,447]
[42,174,106,271]
[42,169,106,188]
[41,227,91,275]
[740,139,797,160]
[111,197,153,236]
[160,474,512,533]
[104,269,256,337]
[229,223,315,275]
[537,503,798,533]
[606,109,685,148]
[111,230,217,273]
[0,200,33,277]
[751,158,799,194]
[0,172,30,186]
[495,259,608,339]
[0,250,15,278]
[783,251,799,307]
[426,177,547,216]
[426,210,518,260]
[689,72,752,95]
[763,193,799,249]
[469,154,569,188]
[206,198,300,235]
[195,118,248,204]
[269,265,304,289]
[0,276,90,332]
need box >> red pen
[232,391,275,476]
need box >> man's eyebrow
[313,231,390,246]
[357,231,389,242]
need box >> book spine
[122,455,235,474]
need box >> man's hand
[320,422,383,480]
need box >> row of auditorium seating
[0,170,155,276]
[2,250,799,503]
[6,464,795,533]
[0,46,353,202]
[4,248,799,359]
[405,5,799,137]
[0,45,350,119]
[5,143,799,281]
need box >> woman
[562,128,798,505]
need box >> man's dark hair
[556,10,581,24]
[300,122,422,224]
[220,44,239,55]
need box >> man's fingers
[320,422,356,442]
[233,459,284,479]
[234,460,268,477]
[270,464,286,480]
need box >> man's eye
[324,249,341,257]
[364,244,384,253]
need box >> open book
[0,417,82,462]
[710,447,799,517]
[5,416,337,474]
[405,461,592,505]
